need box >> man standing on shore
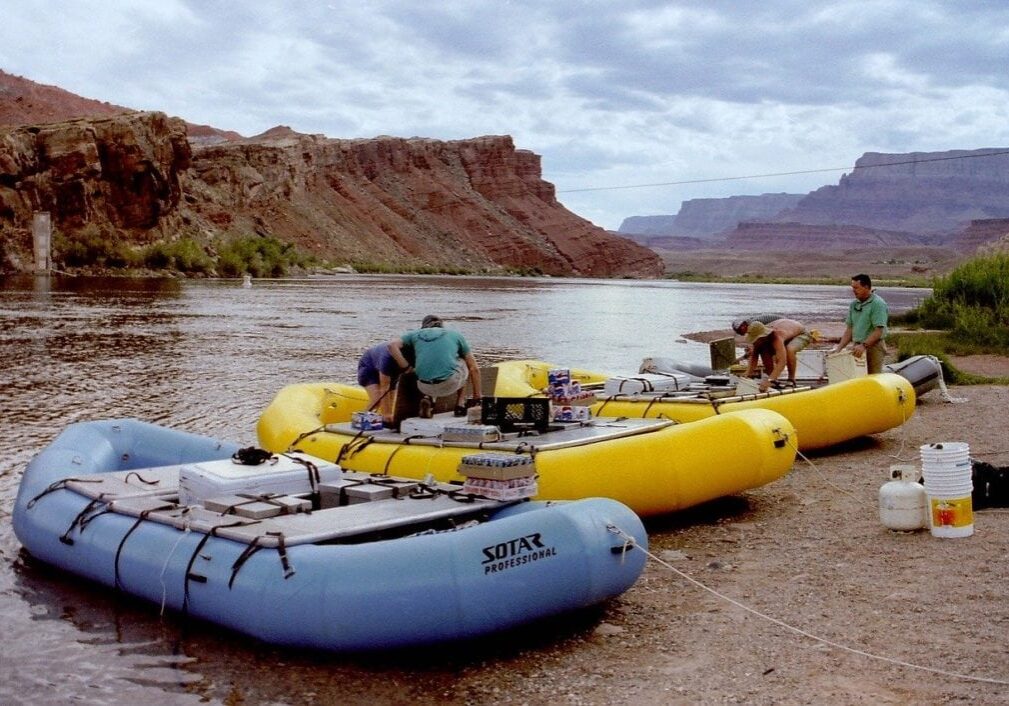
[833,273,888,374]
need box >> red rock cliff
[184,130,661,277]
[0,112,191,255]
[1,111,661,277]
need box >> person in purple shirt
[357,342,410,424]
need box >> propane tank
[879,464,927,531]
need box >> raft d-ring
[771,427,788,448]
[606,524,637,561]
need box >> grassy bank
[889,253,1009,384]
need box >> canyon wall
[0,112,661,277]
[0,112,192,257]
[184,128,661,276]
[722,221,936,250]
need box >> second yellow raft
[257,382,798,517]
[493,360,916,451]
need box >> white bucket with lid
[920,442,974,538]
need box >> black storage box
[480,396,551,432]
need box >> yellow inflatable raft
[493,360,916,451]
[256,383,797,517]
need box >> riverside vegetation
[44,227,544,278]
[890,252,1009,384]
[53,227,316,278]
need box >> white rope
[786,436,862,503]
[927,355,968,403]
[886,385,915,462]
[607,525,1009,686]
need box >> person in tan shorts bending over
[732,318,813,392]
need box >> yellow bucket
[927,494,974,538]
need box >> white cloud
[2,0,1009,229]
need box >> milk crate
[480,397,551,432]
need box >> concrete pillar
[32,212,52,273]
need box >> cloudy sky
[3,1,1009,230]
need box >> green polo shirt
[401,327,471,382]
[845,292,888,343]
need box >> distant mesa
[620,193,805,242]
[619,149,1009,253]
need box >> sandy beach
[387,381,1009,705]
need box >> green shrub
[215,234,315,277]
[913,254,1009,348]
[54,226,140,268]
[348,260,474,275]
[143,238,214,274]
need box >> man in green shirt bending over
[389,314,481,417]
[833,273,889,374]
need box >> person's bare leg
[364,383,381,408]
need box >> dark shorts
[357,355,380,387]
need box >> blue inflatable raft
[13,419,647,651]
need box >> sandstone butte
[0,111,663,278]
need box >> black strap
[286,425,326,452]
[113,503,177,590]
[228,531,295,588]
[26,477,102,509]
[181,532,214,618]
[336,434,374,464]
[382,445,407,475]
[229,539,263,588]
[59,497,106,545]
[123,471,161,486]
[181,519,254,616]
[283,454,321,493]
[269,531,295,579]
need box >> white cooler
[603,373,691,396]
[178,453,342,506]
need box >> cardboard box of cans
[548,368,594,406]
[441,424,502,443]
[552,404,591,422]
[351,411,384,431]
[458,452,535,481]
[551,390,595,406]
[462,475,538,501]
[547,368,571,386]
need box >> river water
[0,274,926,704]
